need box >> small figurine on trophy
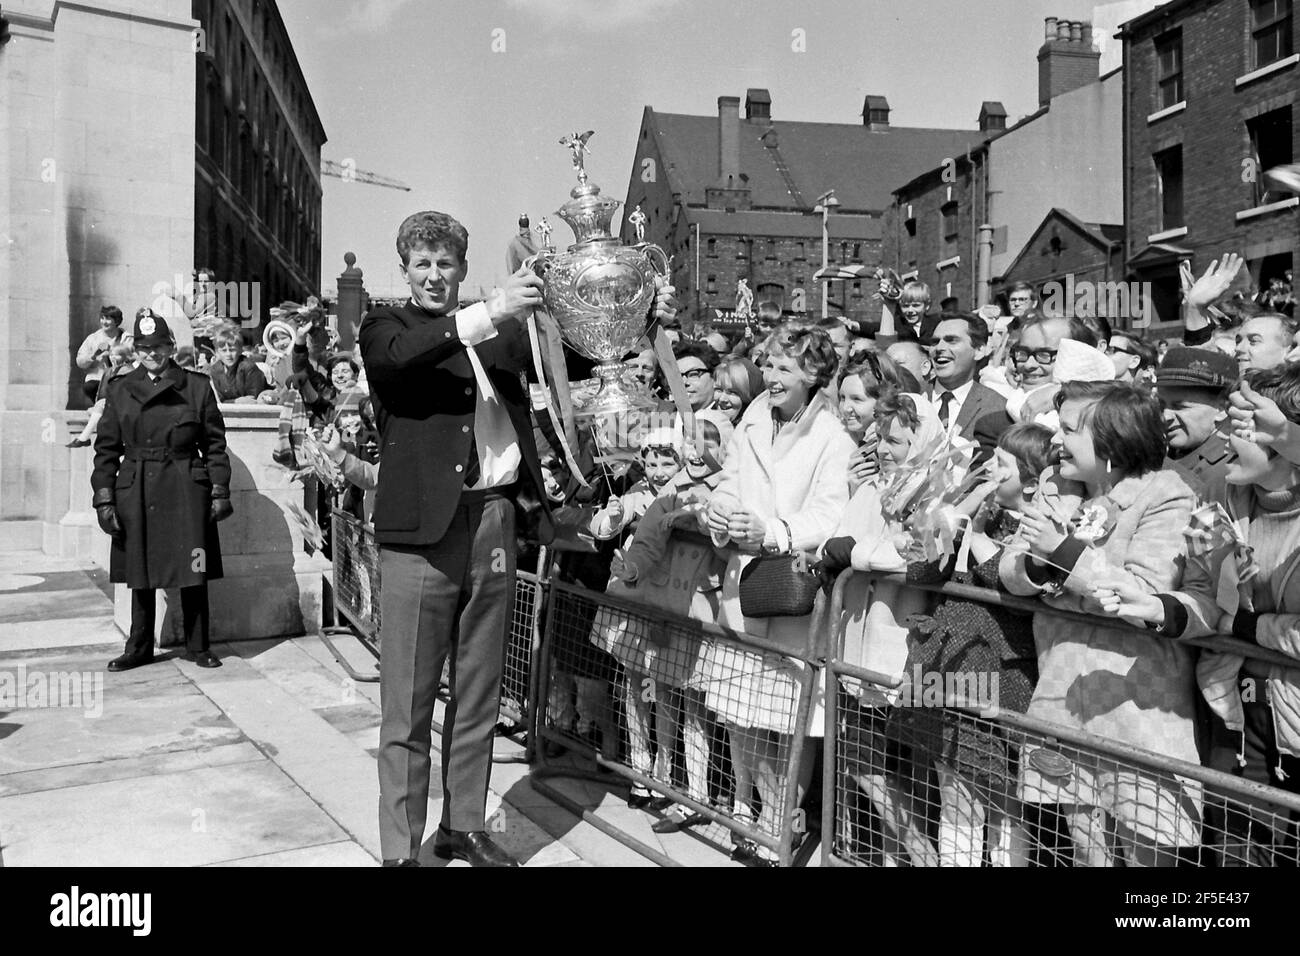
[558,130,595,184]
[627,205,648,243]
[535,216,554,251]
[735,277,754,319]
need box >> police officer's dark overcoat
[91,362,231,588]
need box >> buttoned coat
[91,363,230,588]
[359,302,552,547]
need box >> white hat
[1051,338,1114,384]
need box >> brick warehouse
[1122,0,1297,332]
[621,90,987,330]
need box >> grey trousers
[377,494,515,859]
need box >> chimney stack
[717,95,740,185]
[1038,17,1100,106]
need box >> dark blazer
[359,301,553,547]
[932,380,1012,463]
[92,363,230,589]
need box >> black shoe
[730,838,759,862]
[651,808,707,834]
[381,858,419,867]
[186,651,222,668]
[66,438,91,448]
[431,828,519,868]
[107,653,154,672]
[627,790,672,812]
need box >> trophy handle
[635,243,671,279]
[523,251,553,277]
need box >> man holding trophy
[362,139,678,866]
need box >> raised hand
[1018,503,1066,557]
[1186,254,1244,311]
[1092,578,1164,626]
[652,275,679,326]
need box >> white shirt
[933,379,974,436]
[452,301,521,491]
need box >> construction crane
[321,158,411,192]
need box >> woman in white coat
[703,324,853,862]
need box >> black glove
[96,504,123,537]
[821,536,857,573]
[210,486,234,523]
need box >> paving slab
[206,840,377,867]
[0,760,349,866]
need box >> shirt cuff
[1025,557,1055,586]
[1152,594,1187,637]
[1183,324,1213,347]
[456,302,498,348]
[1048,535,1088,577]
[1232,609,1260,644]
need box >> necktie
[938,391,954,428]
[464,429,481,489]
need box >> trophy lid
[556,181,621,246]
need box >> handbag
[738,525,820,617]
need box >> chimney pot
[1044,16,1057,39]
[1081,23,1093,47]
[1069,21,1083,42]
[1057,20,1072,41]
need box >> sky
[277,0,1120,300]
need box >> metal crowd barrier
[528,531,827,867]
[322,507,547,737]
[822,569,1300,867]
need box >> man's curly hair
[396,211,468,265]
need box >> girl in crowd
[1097,365,1300,865]
[703,323,853,863]
[819,388,950,866]
[710,358,764,424]
[838,352,921,493]
[901,422,1054,867]
[596,420,731,827]
[1000,381,1202,867]
[589,432,682,545]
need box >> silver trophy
[530,131,669,418]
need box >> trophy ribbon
[525,305,588,489]
[645,313,696,444]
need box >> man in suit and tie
[362,210,677,867]
[928,311,1011,462]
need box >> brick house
[621,90,986,330]
[1121,0,1298,333]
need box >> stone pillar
[0,0,197,553]
[111,404,330,645]
[334,252,365,352]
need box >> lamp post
[813,190,840,318]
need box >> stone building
[621,89,987,329]
[1120,0,1297,331]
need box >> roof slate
[649,111,987,213]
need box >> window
[852,280,863,296]
[1252,0,1293,69]
[1155,31,1183,109]
[706,237,716,256]
[1154,146,1184,230]
[1248,107,1294,206]
[706,274,717,295]
[796,241,806,259]
[940,202,959,257]
[852,243,862,261]
[904,214,917,238]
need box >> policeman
[1157,346,1238,502]
[92,309,233,671]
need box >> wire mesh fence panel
[331,509,381,644]
[826,662,1300,867]
[540,580,817,864]
[499,569,540,726]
